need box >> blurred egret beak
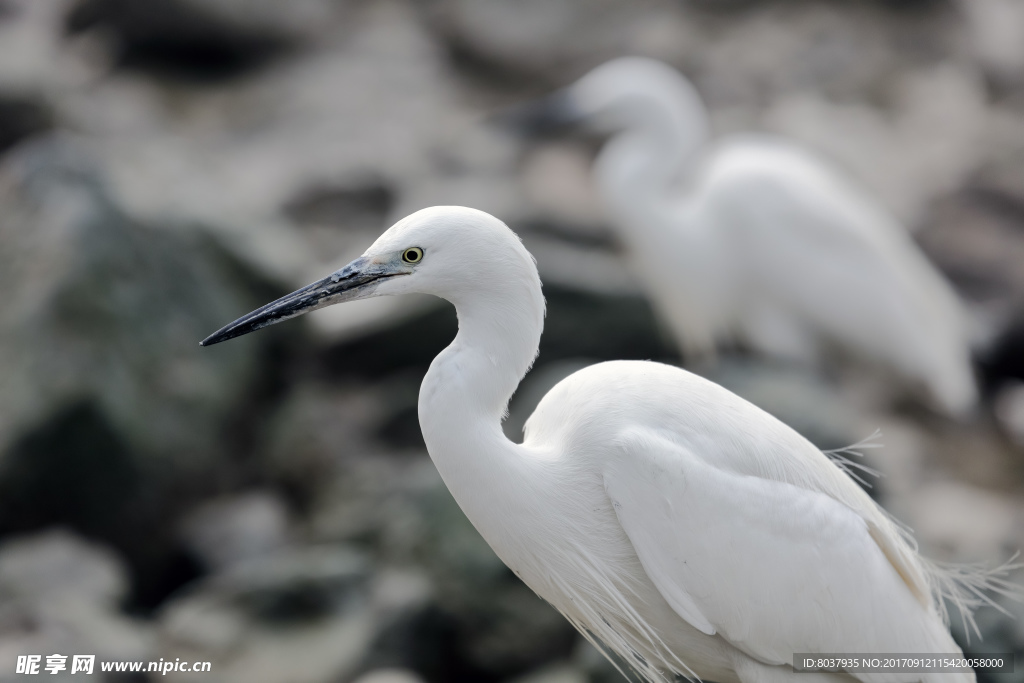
[200,255,408,346]
[492,90,583,137]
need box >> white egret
[202,206,1002,683]
[509,57,977,416]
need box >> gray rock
[425,0,678,83]
[993,381,1024,446]
[332,459,578,680]
[66,0,341,79]
[0,93,52,156]
[573,638,626,683]
[351,669,426,683]
[279,386,578,680]
[0,0,96,94]
[0,529,153,683]
[259,381,400,511]
[957,0,1024,88]
[0,528,127,608]
[0,137,268,607]
[762,64,996,227]
[0,136,261,474]
[179,492,291,573]
[511,662,588,683]
[917,152,1024,346]
[902,480,1024,562]
[159,546,374,683]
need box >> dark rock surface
[0,137,278,608]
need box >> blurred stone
[519,143,609,230]
[160,546,373,683]
[366,589,576,683]
[993,381,1024,447]
[957,0,1024,87]
[763,64,995,227]
[0,529,153,682]
[306,441,575,680]
[310,451,506,582]
[352,668,426,683]
[0,528,126,608]
[355,475,576,680]
[887,414,1024,512]
[311,452,541,679]
[975,151,1024,205]
[694,1,958,103]
[906,480,1024,561]
[0,136,266,605]
[66,0,339,79]
[984,314,1024,398]
[283,179,396,257]
[512,663,588,683]
[523,232,638,296]
[0,94,52,156]
[0,135,261,470]
[0,0,100,92]
[537,284,677,364]
[369,568,434,618]
[259,381,399,509]
[453,587,576,678]
[917,153,1024,347]
[168,546,370,627]
[573,638,624,683]
[179,492,291,573]
[0,401,185,607]
[426,0,633,83]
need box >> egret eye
[402,247,424,264]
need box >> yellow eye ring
[402,247,424,264]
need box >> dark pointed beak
[200,255,404,347]
[491,90,582,138]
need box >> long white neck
[593,93,709,225]
[417,262,546,539]
[592,91,725,356]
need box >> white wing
[604,426,964,674]
[693,136,975,414]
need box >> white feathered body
[488,361,969,683]
[422,353,970,683]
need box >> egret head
[200,206,542,346]
[501,57,706,139]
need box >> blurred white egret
[203,206,1006,683]
[512,57,976,416]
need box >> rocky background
[0,0,1023,681]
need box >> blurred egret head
[500,57,708,140]
[200,206,541,346]
[568,57,707,134]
